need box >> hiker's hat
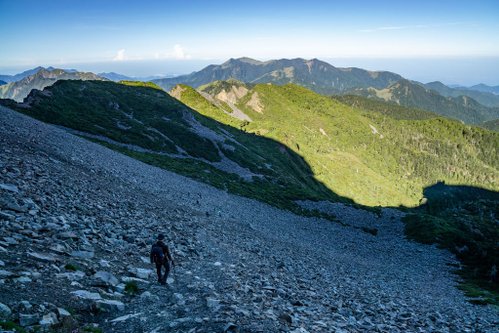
[157,234,165,240]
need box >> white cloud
[171,44,191,60]
[113,49,126,61]
[155,44,191,60]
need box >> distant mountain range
[0,68,106,102]
[98,72,173,82]
[460,83,499,95]
[0,66,79,83]
[352,80,499,125]
[424,81,499,107]
[1,59,498,127]
[152,57,499,126]
[152,57,404,94]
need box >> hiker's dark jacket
[150,240,173,264]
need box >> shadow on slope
[404,182,499,305]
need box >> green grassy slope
[183,81,498,207]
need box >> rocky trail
[0,106,497,332]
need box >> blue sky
[1,0,499,84]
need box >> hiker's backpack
[151,243,165,264]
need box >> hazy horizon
[1,56,498,86]
[1,0,499,86]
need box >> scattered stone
[95,299,125,312]
[0,302,11,318]
[28,252,57,262]
[0,270,14,278]
[93,271,119,287]
[110,312,142,322]
[206,298,221,312]
[19,313,41,327]
[223,322,238,333]
[0,183,19,193]
[57,307,71,318]
[71,290,102,300]
[71,251,94,259]
[131,268,152,279]
[39,312,59,327]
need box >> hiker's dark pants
[156,261,170,283]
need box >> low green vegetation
[0,321,27,333]
[64,263,80,271]
[189,81,498,207]
[124,281,139,295]
[118,80,164,91]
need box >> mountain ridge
[0,68,106,102]
[152,57,403,94]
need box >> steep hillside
[0,80,6,86]
[0,80,340,213]
[3,79,496,208]
[153,57,402,94]
[482,119,499,132]
[425,81,499,107]
[184,81,497,206]
[352,79,499,125]
[332,94,438,120]
[0,68,106,102]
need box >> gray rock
[0,302,11,319]
[71,290,102,300]
[71,251,94,259]
[0,183,19,193]
[19,313,41,327]
[93,271,119,287]
[28,252,58,262]
[206,297,221,312]
[223,322,238,333]
[95,299,125,312]
[56,271,86,281]
[57,307,71,318]
[130,267,153,279]
[39,312,59,327]
[0,270,15,278]
[0,211,15,221]
[174,293,185,305]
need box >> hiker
[150,234,174,285]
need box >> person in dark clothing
[150,234,174,285]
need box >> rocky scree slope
[0,107,498,332]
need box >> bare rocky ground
[0,105,497,332]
